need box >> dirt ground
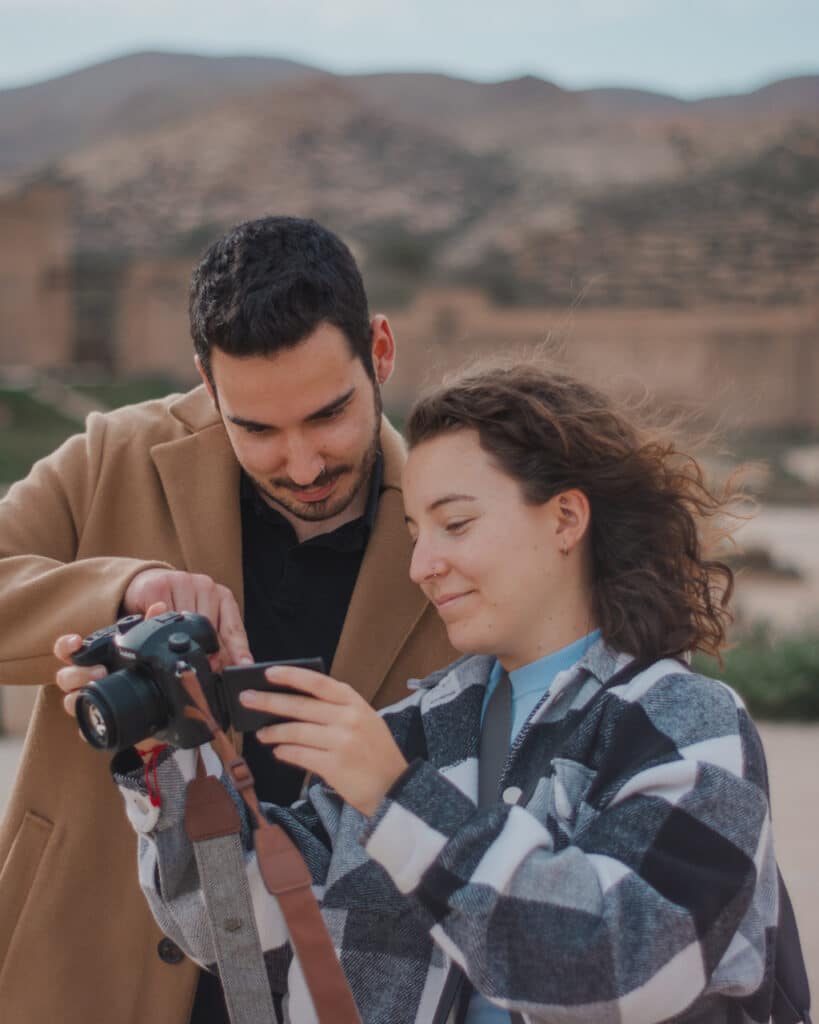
[755,722,819,1002]
[733,506,819,633]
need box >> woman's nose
[409,537,444,585]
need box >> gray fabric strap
[478,670,512,810]
[439,670,519,1024]
[192,833,278,1024]
[180,664,360,1024]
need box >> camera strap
[178,665,362,1024]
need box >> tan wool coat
[0,386,455,1024]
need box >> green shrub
[693,625,819,720]
[72,376,185,408]
[0,377,184,487]
[0,389,82,484]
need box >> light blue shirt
[467,630,602,1024]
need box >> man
[0,217,454,1023]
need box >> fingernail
[265,666,285,680]
[239,654,253,665]
[239,691,257,706]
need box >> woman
[58,363,777,1024]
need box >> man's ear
[370,315,397,385]
[194,354,218,407]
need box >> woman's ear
[554,490,591,556]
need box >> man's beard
[254,386,382,525]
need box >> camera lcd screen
[222,657,325,732]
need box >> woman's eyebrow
[428,494,477,512]
[404,494,477,526]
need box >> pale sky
[2,0,818,96]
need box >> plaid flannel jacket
[116,641,778,1023]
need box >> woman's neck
[499,601,599,672]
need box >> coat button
[502,785,523,804]
[157,937,184,964]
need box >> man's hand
[239,666,409,817]
[54,631,108,720]
[124,569,251,666]
[54,603,171,752]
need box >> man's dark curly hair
[406,362,737,663]
[190,216,372,384]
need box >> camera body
[72,611,322,753]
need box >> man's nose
[284,436,324,486]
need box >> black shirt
[190,455,382,1024]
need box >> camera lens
[75,669,167,752]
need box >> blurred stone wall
[116,258,197,382]
[388,289,819,431]
[0,185,72,369]
[0,178,816,431]
[111,278,819,432]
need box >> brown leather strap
[255,825,363,1022]
[178,665,361,1024]
[185,750,243,840]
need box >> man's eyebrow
[404,494,477,524]
[227,413,271,430]
[304,387,356,422]
[226,387,356,431]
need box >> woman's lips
[434,590,474,610]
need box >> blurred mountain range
[2,51,817,306]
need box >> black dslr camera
[72,611,322,753]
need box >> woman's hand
[240,666,408,817]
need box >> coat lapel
[149,389,245,614]
[331,420,430,703]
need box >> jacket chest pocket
[547,758,597,845]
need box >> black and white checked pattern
[116,641,779,1024]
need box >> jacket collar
[166,385,221,431]
[408,639,633,693]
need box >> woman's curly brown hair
[405,362,737,663]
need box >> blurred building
[0,184,73,369]
[388,289,819,432]
[0,184,817,432]
[117,258,194,380]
